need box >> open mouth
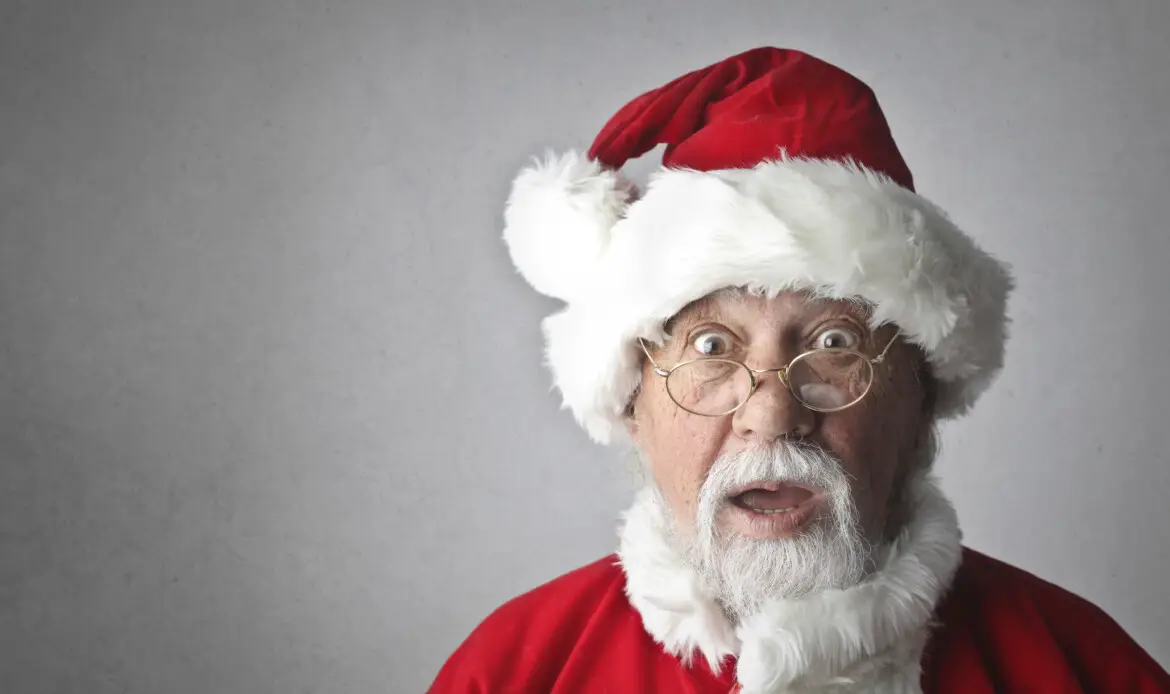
[729,481,818,515]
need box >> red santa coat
[431,478,1170,693]
[431,552,1169,693]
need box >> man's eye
[692,332,732,356]
[814,327,861,350]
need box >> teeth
[750,507,796,514]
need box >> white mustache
[698,441,851,515]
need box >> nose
[731,370,816,443]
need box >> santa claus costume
[429,47,1170,693]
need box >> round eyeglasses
[638,330,900,417]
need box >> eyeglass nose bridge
[745,364,793,392]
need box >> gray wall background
[2,1,1168,692]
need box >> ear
[623,387,642,438]
[624,418,640,441]
[914,359,939,449]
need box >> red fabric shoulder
[925,548,1170,693]
[428,556,627,693]
[428,555,735,694]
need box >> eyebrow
[663,293,739,336]
[663,291,876,341]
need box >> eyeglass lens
[665,351,872,415]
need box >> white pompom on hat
[502,47,1013,444]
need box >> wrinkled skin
[626,290,936,546]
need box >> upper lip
[726,480,821,498]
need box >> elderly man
[430,48,1170,693]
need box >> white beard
[650,442,873,622]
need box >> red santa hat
[503,47,1013,444]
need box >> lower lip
[723,495,824,539]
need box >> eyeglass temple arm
[638,338,671,377]
[871,329,902,364]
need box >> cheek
[635,387,729,531]
[819,374,924,522]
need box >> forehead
[665,288,873,332]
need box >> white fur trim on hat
[503,152,1013,444]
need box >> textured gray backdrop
[2,1,1168,692]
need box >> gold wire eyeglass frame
[637,329,901,417]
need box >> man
[430,47,1170,693]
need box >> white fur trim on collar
[617,473,962,693]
